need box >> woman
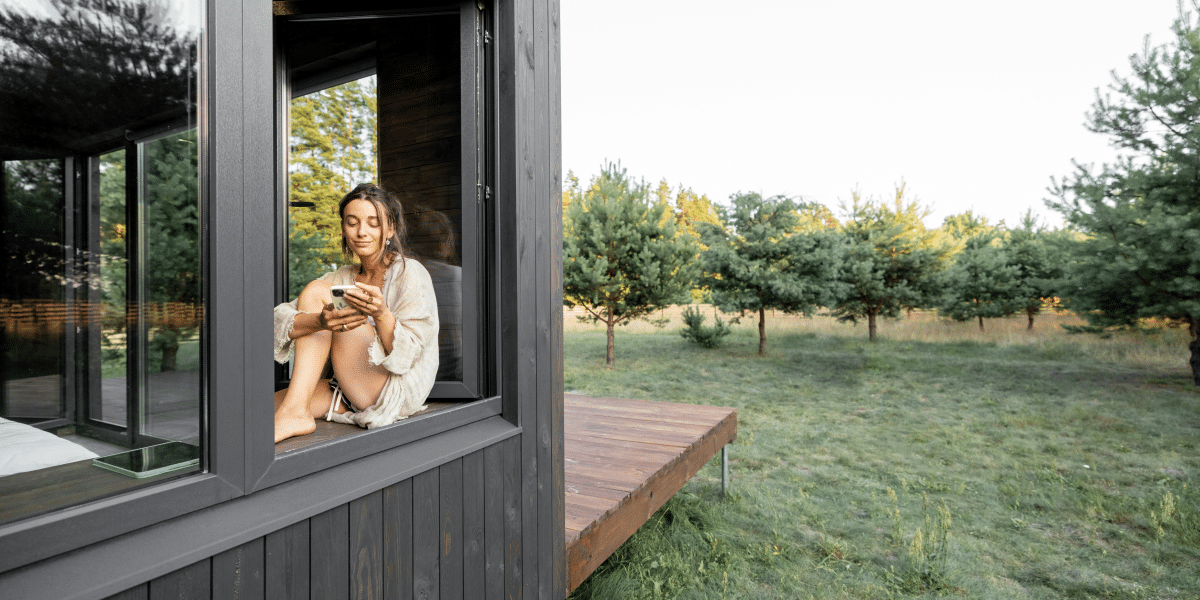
[273,183,439,443]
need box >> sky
[561,1,1186,229]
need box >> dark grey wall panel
[461,451,485,599]
[535,0,565,597]
[412,469,440,600]
[439,459,464,599]
[350,491,384,600]
[212,539,265,600]
[383,479,413,600]
[310,504,350,600]
[502,436,522,599]
[265,521,309,600]
[483,443,504,600]
[149,561,211,600]
[104,585,148,600]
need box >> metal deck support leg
[721,445,729,496]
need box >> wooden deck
[564,394,737,593]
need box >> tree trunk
[161,343,178,372]
[868,311,877,342]
[606,319,615,368]
[1190,319,1199,387]
[758,306,766,356]
[978,315,984,332]
[1027,307,1035,330]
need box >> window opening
[279,7,483,405]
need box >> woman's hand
[319,302,368,333]
[344,282,397,352]
[343,282,391,322]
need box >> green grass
[564,320,1200,599]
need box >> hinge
[485,185,492,201]
[483,29,491,44]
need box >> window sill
[254,395,501,490]
[273,400,462,454]
[0,461,201,528]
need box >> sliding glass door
[0,0,204,454]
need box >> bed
[0,417,99,477]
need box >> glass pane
[98,148,128,426]
[0,0,204,519]
[285,14,465,383]
[141,131,201,444]
[287,76,378,299]
[1,159,66,420]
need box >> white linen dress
[273,257,440,429]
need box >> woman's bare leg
[274,280,337,443]
[330,322,390,412]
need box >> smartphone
[330,284,358,311]
[92,441,200,479]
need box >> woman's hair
[338,182,408,266]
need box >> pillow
[0,417,100,477]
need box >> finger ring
[342,324,347,331]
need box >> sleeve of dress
[368,263,440,375]
[273,298,302,364]
[273,270,341,364]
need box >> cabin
[0,1,738,598]
[0,0,566,598]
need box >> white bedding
[0,417,99,476]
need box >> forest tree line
[563,6,1200,386]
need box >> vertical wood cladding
[376,14,462,265]
[375,14,465,382]
[106,449,512,600]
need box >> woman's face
[342,198,394,261]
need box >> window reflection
[0,0,203,521]
[1,159,66,422]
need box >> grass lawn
[564,309,1199,599]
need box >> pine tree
[288,78,378,268]
[698,192,848,355]
[1048,4,1200,385]
[562,162,698,367]
[1004,210,1066,330]
[143,131,200,371]
[936,227,1021,331]
[833,184,954,342]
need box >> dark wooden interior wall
[377,15,462,266]
[102,439,518,600]
[376,15,464,381]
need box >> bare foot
[274,409,316,443]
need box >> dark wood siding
[2,0,562,597]
[102,449,524,600]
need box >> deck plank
[563,394,736,593]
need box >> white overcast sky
[561,1,1185,229]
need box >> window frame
[252,0,501,491]
[0,0,248,572]
[0,0,506,572]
